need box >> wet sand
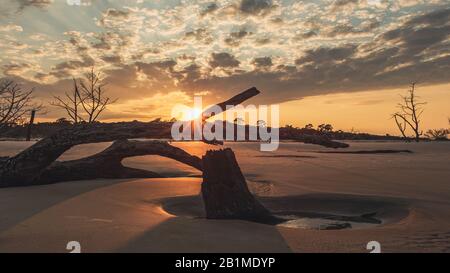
[0,141,449,252]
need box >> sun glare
[183,108,202,120]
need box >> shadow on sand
[115,216,292,252]
[0,179,133,233]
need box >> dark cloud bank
[180,8,450,103]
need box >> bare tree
[0,79,36,130]
[392,83,426,142]
[78,68,117,123]
[393,114,408,140]
[51,68,117,124]
[51,78,82,124]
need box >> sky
[0,0,449,135]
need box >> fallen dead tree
[0,86,351,223]
[0,121,172,187]
[0,87,346,187]
[35,139,203,185]
[201,87,260,121]
[0,87,260,188]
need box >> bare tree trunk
[201,148,281,224]
[25,109,36,141]
[393,114,408,141]
[392,83,426,142]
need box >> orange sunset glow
[1,0,450,256]
[0,0,447,136]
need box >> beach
[0,141,449,252]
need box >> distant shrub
[425,129,449,141]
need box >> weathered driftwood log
[291,135,349,148]
[0,87,260,188]
[0,86,348,188]
[198,87,260,145]
[201,148,281,224]
[0,121,169,187]
[34,139,202,185]
[201,87,260,122]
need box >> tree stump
[201,148,280,224]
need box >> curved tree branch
[34,139,202,185]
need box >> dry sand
[0,140,449,252]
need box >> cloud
[16,0,53,12]
[330,0,360,12]
[295,45,357,64]
[2,63,33,76]
[179,8,450,103]
[239,0,274,15]
[1,1,449,119]
[0,24,23,32]
[200,2,219,16]
[323,19,381,38]
[184,28,213,44]
[224,29,252,47]
[101,55,122,64]
[208,52,241,68]
[295,31,318,40]
[379,8,450,56]
[252,57,273,67]
[98,8,131,27]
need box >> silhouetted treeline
[279,125,403,141]
[0,118,74,139]
[1,119,404,142]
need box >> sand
[0,140,449,252]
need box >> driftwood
[199,87,260,145]
[34,139,202,185]
[0,86,349,223]
[0,121,170,187]
[201,87,260,121]
[0,86,347,189]
[201,148,281,224]
[291,135,349,148]
[0,87,260,188]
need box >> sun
[171,105,203,121]
[182,107,202,120]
